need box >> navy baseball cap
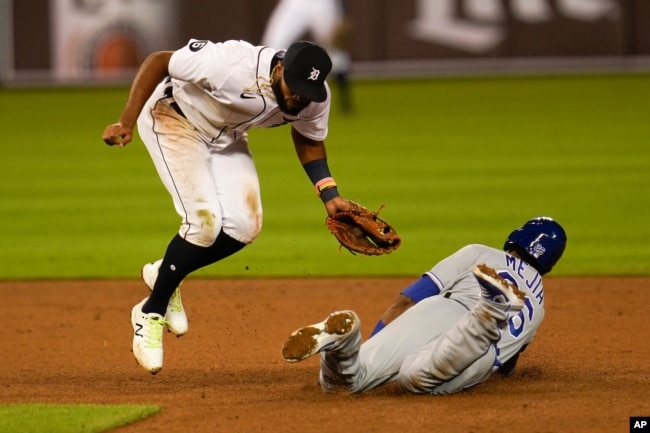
[282,41,332,102]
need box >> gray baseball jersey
[318,244,546,394]
[421,243,544,364]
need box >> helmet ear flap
[504,217,567,274]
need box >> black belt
[442,291,471,311]
[163,82,186,118]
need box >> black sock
[196,230,247,269]
[142,231,246,315]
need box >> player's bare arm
[102,51,173,147]
[292,126,351,215]
[292,126,327,163]
[378,294,416,326]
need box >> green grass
[0,404,160,433]
[1,73,648,278]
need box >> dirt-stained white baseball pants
[136,82,263,248]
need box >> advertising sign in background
[2,0,649,85]
[51,0,178,82]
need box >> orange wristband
[315,177,337,196]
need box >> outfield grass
[1,73,648,278]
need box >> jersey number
[498,271,535,339]
[508,297,534,338]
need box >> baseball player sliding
[102,39,359,374]
[282,217,567,394]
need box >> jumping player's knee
[183,207,262,247]
[222,213,263,244]
[180,209,222,247]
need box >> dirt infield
[1,277,648,433]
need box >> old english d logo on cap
[282,41,332,102]
[308,68,320,81]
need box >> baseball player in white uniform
[281,217,567,394]
[262,0,352,113]
[102,39,357,374]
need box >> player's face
[272,71,311,115]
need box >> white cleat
[141,260,188,336]
[281,310,359,363]
[131,298,167,374]
[473,263,526,309]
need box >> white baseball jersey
[318,244,546,394]
[136,39,331,247]
[169,39,330,148]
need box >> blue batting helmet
[503,217,567,274]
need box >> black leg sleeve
[142,231,246,315]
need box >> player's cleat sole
[142,260,188,337]
[131,298,168,374]
[282,310,359,363]
[473,264,526,308]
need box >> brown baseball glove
[326,202,401,256]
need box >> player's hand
[102,123,133,147]
[324,196,366,217]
